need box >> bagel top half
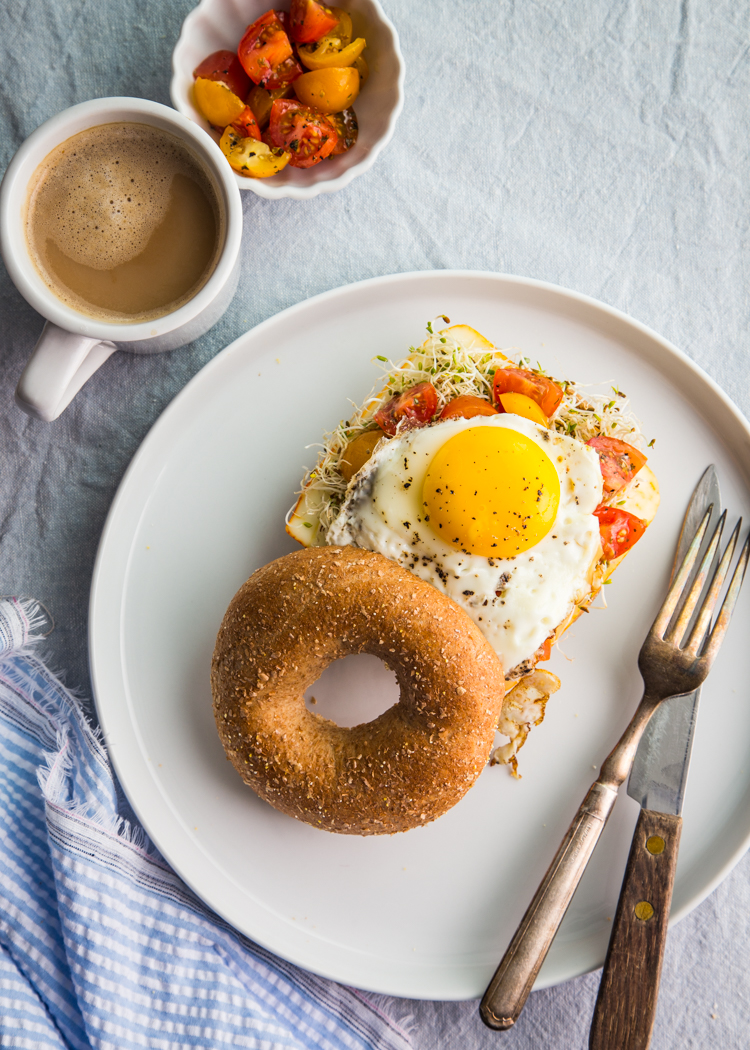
[211,546,506,835]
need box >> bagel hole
[304,653,400,727]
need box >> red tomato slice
[374,382,438,436]
[266,99,338,167]
[193,50,251,100]
[329,107,358,154]
[535,636,553,661]
[587,436,647,495]
[232,106,262,140]
[439,394,498,421]
[264,52,304,89]
[594,506,646,560]
[492,367,564,418]
[238,11,294,86]
[289,0,339,43]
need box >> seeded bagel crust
[211,546,506,835]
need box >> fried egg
[326,414,603,674]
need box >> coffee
[24,122,223,323]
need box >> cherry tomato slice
[594,506,646,560]
[297,35,365,70]
[329,107,358,153]
[492,367,564,418]
[293,66,360,113]
[193,50,251,100]
[264,52,304,90]
[497,391,549,427]
[246,82,295,129]
[289,0,338,43]
[266,99,338,168]
[193,78,246,128]
[535,636,553,661]
[587,436,647,495]
[232,106,262,140]
[374,382,439,436]
[439,394,498,421]
[219,127,291,178]
[238,11,294,86]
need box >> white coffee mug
[0,97,243,422]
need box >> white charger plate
[89,271,750,1000]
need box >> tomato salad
[192,0,366,178]
[369,368,649,563]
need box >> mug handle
[15,322,117,422]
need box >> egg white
[326,414,603,675]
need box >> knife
[588,465,721,1050]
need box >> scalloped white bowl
[171,0,404,199]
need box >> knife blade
[628,464,721,815]
[588,465,720,1050]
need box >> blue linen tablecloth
[2,0,750,1046]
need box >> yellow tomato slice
[328,7,353,44]
[246,82,295,129]
[193,78,245,127]
[352,55,369,84]
[293,67,360,114]
[298,36,366,70]
[219,127,291,178]
[499,391,550,427]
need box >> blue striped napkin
[0,598,413,1049]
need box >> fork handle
[588,809,682,1050]
[480,780,619,1029]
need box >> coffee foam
[27,123,213,272]
[24,122,223,324]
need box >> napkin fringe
[34,691,158,858]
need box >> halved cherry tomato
[289,0,338,43]
[193,50,251,100]
[232,106,262,140]
[535,635,553,661]
[352,55,369,84]
[323,6,352,44]
[587,436,647,495]
[374,382,438,436]
[293,66,359,113]
[497,391,549,427]
[594,506,646,560]
[266,99,338,167]
[238,11,294,85]
[298,35,365,70]
[329,107,358,153]
[265,52,304,89]
[193,78,246,128]
[219,126,291,178]
[246,82,295,129]
[439,394,498,421]
[340,429,382,483]
[492,367,564,418]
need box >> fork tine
[698,530,750,664]
[682,517,738,654]
[666,510,726,646]
[652,507,711,637]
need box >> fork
[480,507,750,1031]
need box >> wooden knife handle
[588,809,682,1050]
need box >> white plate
[89,271,750,1000]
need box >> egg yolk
[422,427,561,556]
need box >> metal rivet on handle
[646,835,665,855]
[634,901,655,921]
